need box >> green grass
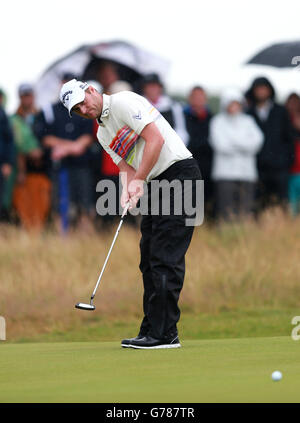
[1,216,300,402]
[0,336,299,403]
[11,308,299,343]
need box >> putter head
[75,302,95,311]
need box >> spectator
[0,88,6,108]
[209,88,264,222]
[184,86,214,218]
[141,73,189,146]
[285,93,300,216]
[34,74,94,233]
[1,87,12,219]
[9,83,51,230]
[247,77,294,211]
[16,83,37,126]
[0,104,14,214]
[108,80,132,95]
[97,61,120,94]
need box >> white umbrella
[35,40,170,108]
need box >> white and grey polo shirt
[96,91,192,182]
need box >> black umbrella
[35,40,170,108]
[246,41,300,68]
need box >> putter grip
[122,202,130,218]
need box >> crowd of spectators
[0,61,299,233]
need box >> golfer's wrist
[133,172,146,182]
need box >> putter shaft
[91,203,130,300]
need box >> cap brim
[68,87,86,117]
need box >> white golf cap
[60,78,89,116]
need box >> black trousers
[215,180,256,222]
[138,158,201,340]
[257,170,289,211]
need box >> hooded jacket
[247,77,294,172]
[209,88,264,182]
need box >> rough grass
[1,208,300,341]
[13,309,299,343]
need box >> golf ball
[271,371,282,381]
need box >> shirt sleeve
[114,94,155,135]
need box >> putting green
[0,336,299,403]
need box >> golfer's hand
[128,178,144,209]
[120,189,130,209]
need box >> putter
[75,203,130,311]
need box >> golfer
[60,79,201,349]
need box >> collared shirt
[96,92,192,182]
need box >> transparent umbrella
[35,40,170,107]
